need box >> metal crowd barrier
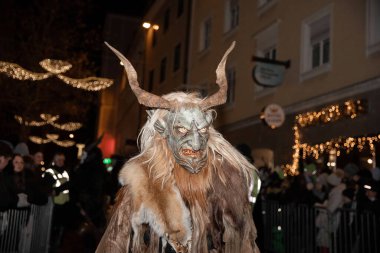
[0,198,54,253]
[261,201,379,253]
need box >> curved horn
[105,42,172,109]
[201,41,235,110]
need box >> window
[160,57,167,83]
[177,0,184,17]
[367,0,380,55]
[164,9,170,33]
[300,5,332,80]
[258,0,273,7]
[311,37,330,69]
[257,0,277,15]
[148,69,154,91]
[226,67,236,105]
[224,0,239,33]
[173,43,181,72]
[254,22,278,93]
[200,18,212,51]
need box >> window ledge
[198,47,211,59]
[367,41,380,57]
[223,26,238,39]
[257,0,278,16]
[300,63,331,82]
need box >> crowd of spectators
[254,157,380,253]
[0,138,135,253]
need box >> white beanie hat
[327,169,345,186]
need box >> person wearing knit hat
[327,169,345,187]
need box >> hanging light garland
[0,61,52,80]
[56,75,113,91]
[295,99,366,127]
[15,114,82,131]
[283,99,370,176]
[39,59,72,74]
[0,59,113,91]
[29,134,75,147]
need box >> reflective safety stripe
[54,180,61,188]
[43,167,70,204]
[44,168,55,175]
[62,171,69,180]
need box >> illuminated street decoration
[15,114,82,131]
[56,75,113,91]
[295,99,366,127]
[39,59,72,74]
[0,59,113,91]
[283,99,373,176]
[29,134,75,147]
[0,61,52,80]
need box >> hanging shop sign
[252,56,290,87]
[261,103,285,129]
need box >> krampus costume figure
[96,42,260,253]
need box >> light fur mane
[132,92,256,188]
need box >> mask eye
[199,127,208,134]
[177,127,188,134]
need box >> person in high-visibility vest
[43,152,70,250]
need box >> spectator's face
[33,152,44,165]
[13,155,24,173]
[0,155,11,171]
[54,154,65,167]
[365,190,377,200]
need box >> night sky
[0,0,152,162]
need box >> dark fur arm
[208,163,260,253]
[96,186,133,253]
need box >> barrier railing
[0,198,54,253]
[261,200,379,253]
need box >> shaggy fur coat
[96,149,260,253]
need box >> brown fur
[97,148,259,253]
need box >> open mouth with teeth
[182,149,201,157]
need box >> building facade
[98,0,380,172]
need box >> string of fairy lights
[0,59,113,91]
[15,114,82,131]
[29,134,76,147]
[283,99,374,176]
[15,114,82,147]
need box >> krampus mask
[106,41,234,174]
